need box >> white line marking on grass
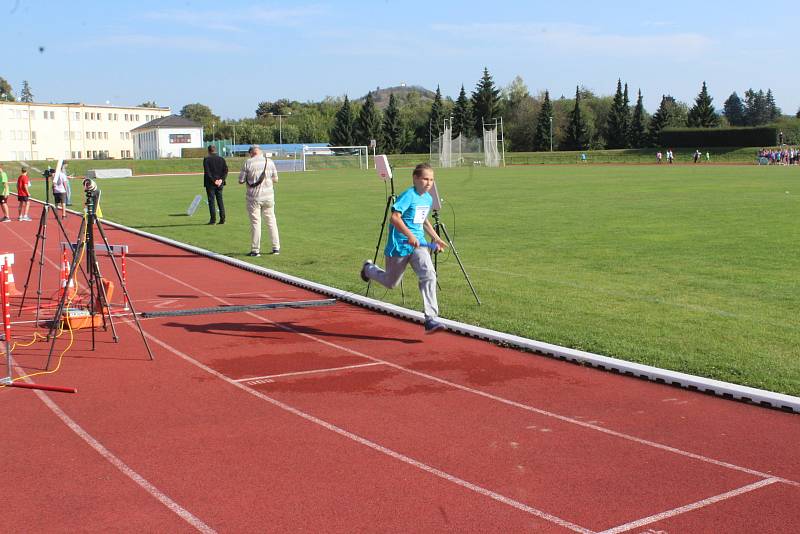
[234,362,385,383]
[597,478,781,534]
[13,366,216,533]
[137,330,594,533]
[130,258,800,488]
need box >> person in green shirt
[0,163,11,222]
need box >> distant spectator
[656,151,663,163]
[16,167,31,221]
[693,149,701,163]
[203,145,228,225]
[705,151,710,162]
[0,163,10,222]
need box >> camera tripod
[18,166,86,324]
[45,185,153,369]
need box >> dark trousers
[206,186,225,222]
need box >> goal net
[302,146,369,171]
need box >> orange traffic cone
[59,249,76,298]
[0,253,20,296]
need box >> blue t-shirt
[385,186,432,257]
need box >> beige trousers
[247,193,280,252]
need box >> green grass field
[26,163,799,396]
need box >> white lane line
[13,365,216,533]
[129,258,800,488]
[597,478,781,534]
[137,329,594,534]
[234,362,385,383]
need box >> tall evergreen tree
[563,86,589,150]
[470,67,501,135]
[647,95,673,146]
[628,89,647,148]
[623,83,630,139]
[605,79,629,148]
[765,89,781,121]
[686,81,719,127]
[355,91,382,146]
[452,85,471,138]
[20,80,33,103]
[722,92,746,126]
[427,85,445,140]
[329,95,355,146]
[382,93,404,153]
[532,90,555,151]
[744,89,769,126]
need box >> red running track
[1,213,799,533]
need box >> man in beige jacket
[239,145,280,257]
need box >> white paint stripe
[130,257,800,488]
[137,329,593,533]
[598,478,780,534]
[12,366,216,533]
[235,362,385,382]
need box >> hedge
[660,127,777,148]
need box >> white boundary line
[598,478,781,533]
[129,257,800,489]
[98,219,800,414]
[136,327,594,534]
[11,364,216,533]
[235,362,385,383]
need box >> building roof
[131,114,202,132]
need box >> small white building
[131,115,203,159]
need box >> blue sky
[3,0,796,119]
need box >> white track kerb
[101,218,800,414]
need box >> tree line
[0,74,791,152]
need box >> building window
[74,112,80,120]
[124,114,129,121]
[29,110,36,119]
[169,133,192,144]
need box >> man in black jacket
[203,145,228,224]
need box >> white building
[0,100,171,161]
[131,115,203,159]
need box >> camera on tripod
[42,167,55,179]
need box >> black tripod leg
[438,222,481,305]
[94,219,154,361]
[45,217,88,369]
[18,204,48,319]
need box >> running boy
[360,163,448,334]
[17,167,31,221]
[0,163,10,222]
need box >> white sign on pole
[375,155,392,181]
[187,194,203,216]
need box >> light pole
[269,112,291,154]
[549,116,553,152]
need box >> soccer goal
[302,146,369,171]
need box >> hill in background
[356,84,437,109]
